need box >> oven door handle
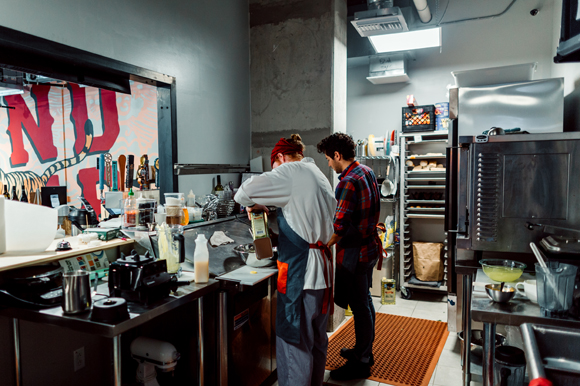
[445,146,457,232]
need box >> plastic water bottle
[194,234,209,283]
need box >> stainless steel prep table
[187,216,279,386]
[470,281,580,386]
[0,279,219,386]
[181,215,259,276]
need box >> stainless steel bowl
[485,284,516,303]
[458,330,506,348]
[233,244,277,268]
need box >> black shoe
[339,348,375,366]
[330,360,371,381]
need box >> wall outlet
[73,347,85,372]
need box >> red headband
[271,138,304,166]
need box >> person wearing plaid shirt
[317,133,381,381]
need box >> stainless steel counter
[472,293,580,330]
[0,281,219,338]
[470,287,580,386]
[183,215,255,276]
[1,280,219,386]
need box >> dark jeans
[347,260,377,364]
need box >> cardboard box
[84,227,121,241]
[434,102,450,131]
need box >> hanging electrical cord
[438,0,517,26]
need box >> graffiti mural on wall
[0,81,158,217]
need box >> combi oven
[454,132,580,253]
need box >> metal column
[218,292,228,386]
[198,297,205,386]
[461,274,473,386]
[13,318,21,386]
[113,335,121,386]
[482,322,496,386]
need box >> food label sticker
[414,135,422,143]
[50,194,60,208]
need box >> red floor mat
[325,313,449,386]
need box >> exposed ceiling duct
[412,0,432,23]
[351,0,409,37]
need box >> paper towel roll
[0,197,5,254]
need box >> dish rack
[398,131,449,299]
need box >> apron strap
[309,242,334,315]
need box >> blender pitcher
[535,261,578,317]
[156,223,185,274]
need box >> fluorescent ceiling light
[369,27,441,53]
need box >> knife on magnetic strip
[126,155,134,190]
[118,155,126,191]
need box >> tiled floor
[272,291,476,386]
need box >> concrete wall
[0,0,251,197]
[0,1,250,385]
[249,0,347,180]
[346,0,556,141]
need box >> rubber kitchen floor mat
[325,313,449,386]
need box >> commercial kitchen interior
[0,0,579,385]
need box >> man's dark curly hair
[316,133,356,160]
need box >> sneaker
[339,348,375,366]
[330,360,371,381]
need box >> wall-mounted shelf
[406,185,446,189]
[407,207,445,212]
[407,177,446,182]
[406,139,448,145]
[407,154,446,159]
[174,164,250,175]
[407,200,445,204]
[356,156,392,160]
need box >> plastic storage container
[535,261,578,317]
[164,193,185,227]
[402,105,435,133]
[4,199,57,254]
[193,234,209,283]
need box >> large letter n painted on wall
[4,85,57,167]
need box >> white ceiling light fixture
[369,27,441,53]
[0,88,24,97]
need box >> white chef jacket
[234,158,336,290]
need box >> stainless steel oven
[455,132,580,253]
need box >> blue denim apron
[276,208,333,344]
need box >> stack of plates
[216,199,235,218]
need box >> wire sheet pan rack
[399,131,449,299]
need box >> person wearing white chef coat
[234,134,336,386]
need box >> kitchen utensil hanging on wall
[126,155,134,190]
[154,158,159,188]
[118,155,126,192]
[104,153,112,188]
[111,161,118,191]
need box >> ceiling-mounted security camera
[530,9,539,16]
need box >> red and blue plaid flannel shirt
[334,161,381,262]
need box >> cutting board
[217,265,277,286]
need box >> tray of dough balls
[405,158,446,173]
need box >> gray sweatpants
[276,289,329,386]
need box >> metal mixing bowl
[233,244,277,268]
[485,284,516,303]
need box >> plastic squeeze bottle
[194,234,209,283]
